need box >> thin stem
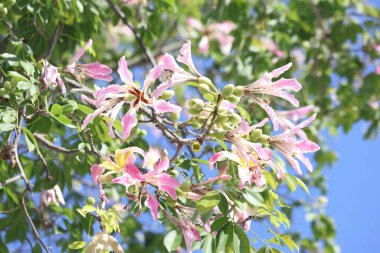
[106,0,156,66]
[34,133,78,154]
[38,22,63,61]
[21,190,52,253]
[0,175,22,187]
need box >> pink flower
[64,39,113,82]
[81,56,181,139]
[259,37,285,57]
[268,113,320,174]
[40,61,66,93]
[210,118,285,188]
[186,18,236,55]
[112,153,179,219]
[39,185,65,208]
[277,105,315,139]
[162,208,201,253]
[243,63,302,131]
[90,147,145,201]
[376,65,380,75]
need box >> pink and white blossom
[81,56,181,139]
[243,62,302,131]
[268,113,320,174]
[40,60,66,93]
[39,185,65,208]
[64,39,113,82]
[186,18,236,55]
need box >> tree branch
[105,0,156,66]
[34,133,78,154]
[38,22,63,61]
[21,190,52,253]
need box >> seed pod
[160,90,175,100]
[188,108,202,115]
[221,122,232,130]
[86,197,96,205]
[170,170,179,177]
[199,76,213,86]
[222,84,235,98]
[227,95,240,104]
[198,83,210,95]
[215,114,229,124]
[191,142,202,152]
[189,98,204,110]
[259,134,270,144]
[234,86,245,97]
[213,129,226,139]
[3,81,11,91]
[191,121,202,129]
[228,113,241,125]
[169,113,180,122]
[139,129,147,137]
[250,129,263,141]
[6,0,16,6]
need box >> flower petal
[118,56,134,84]
[122,109,138,139]
[154,100,182,114]
[91,164,104,183]
[145,193,159,220]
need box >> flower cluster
[44,38,320,253]
[186,18,236,55]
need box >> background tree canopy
[0,0,379,252]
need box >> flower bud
[227,95,240,104]
[169,113,180,122]
[215,114,229,124]
[222,84,235,98]
[188,98,204,110]
[228,113,241,125]
[191,121,202,129]
[86,197,96,205]
[191,141,202,152]
[169,170,179,177]
[213,129,226,139]
[139,129,147,137]
[198,83,211,95]
[188,108,202,115]
[198,76,213,86]
[234,86,245,97]
[3,81,11,91]
[6,0,16,6]
[259,134,269,144]
[221,123,232,130]
[250,129,262,141]
[160,90,175,100]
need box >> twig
[14,109,33,192]
[105,0,156,66]
[0,175,22,187]
[21,190,52,253]
[34,133,78,154]
[36,148,52,181]
[170,143,184,164]
[0,204,23,214]
[197,94,222,144]
[38,22,63,61]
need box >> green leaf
[7,71,29,82]
[16,81,32,90]
[0,123,16,133]
[243,188,265,207]
[20,60,35,76]
[68,241,86,250]
[285,174,297,193]
[196,191,220,213]
[163,230,182,252]
[23,130,35,152]
[294,176,310,196]
[50,104,63,116]
[21,127,40,153]
[211,217,229,232]
[218,193,229,215]
[233,225,250,253]
[202,234,215,253]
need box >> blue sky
[323,122,380,252]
